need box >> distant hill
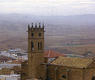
[0,14,95,54]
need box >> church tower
[28,23,45,79]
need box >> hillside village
[0,47,95,79]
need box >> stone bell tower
[28,23,45,79]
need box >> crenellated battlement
[28,23,44,31]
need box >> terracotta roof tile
[51,56,93,68]
[44,50,65,58]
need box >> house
[47,56,95,80]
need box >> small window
[31,33,34,37]
[22,73,26,75]
[92,76,95,80]
[39,33,41,37]
[62,75,66,79]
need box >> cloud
[0,0,95,15]
[0,0,20,2]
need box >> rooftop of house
[51,56,94,68]
[44,50,65,58]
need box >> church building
[21,23,95,80]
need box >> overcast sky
[0,0,95,16]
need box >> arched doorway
[92,76,95,80]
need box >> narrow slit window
[40,42,42,50]
[31,33,34,37]
[31,42,34,50]
[38,42,40,50]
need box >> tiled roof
[51,56,93,68]
[0,55,13,62]
[44,50,65,58]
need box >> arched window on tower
[31,42,34,51]
[38,42,40,50]
[31,33,34,37]
[38,42,42,50]
[40,42,42,50]
[38,33,41,37]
